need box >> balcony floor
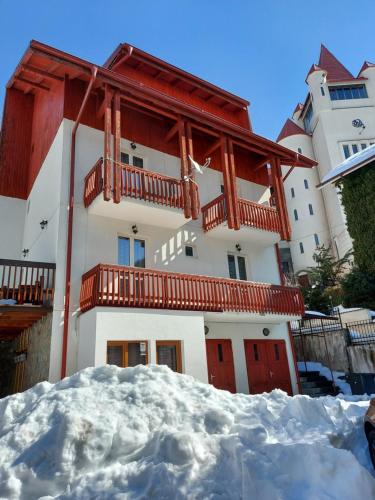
[88,196,190,229]
[203,310,300,323]
[205,222,280,246]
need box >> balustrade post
[103,85,113,201]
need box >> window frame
[293,209,298,221]
[227,252,248,281]
[107,340,149,367]
[291,187,295,198]
[156,340,182,373]
[118,235,147,268]
[120,150,146,170]
[304,179,309,189]
[308,203,314,215]
[185,244,196,258]
[299,242,304,254]
[329,84,368,101]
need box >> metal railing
[346,319,375,346]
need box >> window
[156,341,182,373]
[118,236,145,267]
[294,209,298,221]
[304,179,309,189]
[303,103,313,133]
[291,187,295,198]
[299,242,304,254]
[220,184,225,194]
[107,341,148,367]
[314,233,320,246]
[121,152,144,168]
[227,254,247,280]
[320,87,325,96]
[185,245,195,257]
[308,204,314,215]
[341,141,375,159]
[329,84,368,101]
[297,147,302,154]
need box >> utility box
[347,373,375,395]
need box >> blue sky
[1,0,375,140]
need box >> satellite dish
[188,155,211,175]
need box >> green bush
[341,268,375,310]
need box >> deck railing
[84,158,104,207]
[83,158,188,210]
[238,198,281,233]
[201,194,280,233]
[80,264,304,316]
[0,259,56,306]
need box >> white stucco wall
[77,307,208,383]
[0,195,25,259]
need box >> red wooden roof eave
[104,42,250,110]
[7,40,315,168]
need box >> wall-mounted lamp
[40,219,48,230]
[235,243,242,252]
[22,249,29,258]
[262,328,270,337]
[204,325,210,336]
[130,142,137,150]
[132,224,138,235]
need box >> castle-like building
[277,45,375,275]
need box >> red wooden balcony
[84,158,192,228]
[201,194,281,244]
[80,264,304,319]
[0,259,56,338]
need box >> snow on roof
[0,364,374,498]
[319,143,375,188]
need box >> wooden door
[244,340,292,395]
[206,339,236,393]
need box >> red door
[244,340,292,395]
[206,339,236,393]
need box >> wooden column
[186,121,199,219]
[227,138,240,230]
[221,135,235,229]
[270,157,291,240]
[103,85,113,201]
[112,92,121,204]
[178,120,192,219]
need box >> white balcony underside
[205,222,280,246]
[203,311,301,323]
[88,196,190,229]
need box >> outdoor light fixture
[235,243,242,252]
[40,219,48,230]
[262,328,270,337]
[22,249,29,258]
[204,325,210,336]
[132,224,138,234]
[130,142,137,150]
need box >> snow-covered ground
[298,360,352,395]
[0,365,374,499]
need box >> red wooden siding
[80,264,304,316]
[0,88,33,198]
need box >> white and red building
[0,41,315,397]
[277,45,375,275]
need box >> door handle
[269,371,274,378]
[210,374,216,382]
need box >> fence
[346,319,375,346]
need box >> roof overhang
[6,40,316,169]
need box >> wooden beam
[228,138,240,230]
[97,95,106,119]
[283,166,295,182]
[164,121,180,143]
[120,94,176,121]
[186,121,199,220]
[16,76,50,92]
[253,156,271,172]
[22,64,64,81]
[178,121,191,219]
[113,91,121,204]
[203,138,221,158]
[221,136,235,229]
[103,85,113,201]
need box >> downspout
[61,65,98,379]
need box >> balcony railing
[201,194,281,234]
[84,158,187,210]
[0,259,56,306]
[80,264,304,317]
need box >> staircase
[299,370,340,397]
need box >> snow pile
[0,365,374,499]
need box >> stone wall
[22,313,52,391]
[293,329,350,372]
